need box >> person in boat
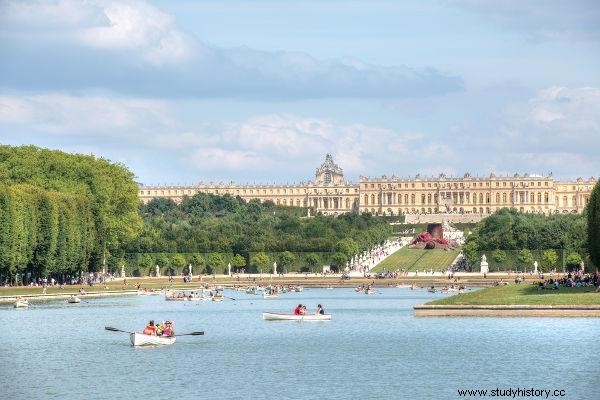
[162,321,174,337]
[294,304,303,315]
[143,320,157,336]
[300,305,307,315]
[316,304,325,315]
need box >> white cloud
[78,1,193,65]
[0,0,462,98]
[0,93,171,135]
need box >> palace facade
[138,154,595,219]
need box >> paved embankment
[414,304,600,317]
[0,290,139,304]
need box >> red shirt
[293,306,301,315]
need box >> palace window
[324,172,332,185]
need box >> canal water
[2,288,596,399]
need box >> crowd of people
[537,271,600,291]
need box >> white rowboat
[262,312,331,321]
[14,300,29,308]
[130,332,176,346]
[263,293,278,299]
[68,296,81,303]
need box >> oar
[105,326,134,334]
[175,331,204,336]
[105,326,204,336]
[223,295,237,301]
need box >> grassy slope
[428,284,600,305]
[371,248,460,272]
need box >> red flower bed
[412,231,449,246]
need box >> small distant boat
[427,287,436,293]
[326,285,334,290]
[165,295,187,301]
[14,300,29,308]
[364,289,374,295]
[137,290,152,296]
[212,294,224,302]
[396,284,411,289]
[262,312,331,321]
[294,286,303,292]
[130,332,176,346]
[263,292,278,299]
[187,296,209,302]
[68,295,81,303]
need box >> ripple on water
[1,288,596,400]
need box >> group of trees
[463,207,593,271]
[123,194,391,274]
[0,184,95,279]
[0,146,142,281]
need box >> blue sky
[1,0,599,185]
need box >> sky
[0,0,599,185]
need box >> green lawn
[371,247,460,272]
[428,284,600,305]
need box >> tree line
[462,206,595,272]
[121,194,392,274]
[0,145,142,282]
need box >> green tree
[565,252,583,270]
[334,238,359,261]
[171,253,187,274]
[279,251,295,272]
[588,180,600,268]
[541,249,558,272]
[190,253,205,271]
[516,249,534,271]
[156,254,170,269]
[305,253,320,271]
[491,250,507,265]
[462,239,478,266]
[206,253,224,274]
[253,252,270,273]
[231,254,246,272]
[330,252,348,270]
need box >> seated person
[162,321,174,337]
[143,320,157,336]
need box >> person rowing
[316,304,325,315]
[143,320,157,336]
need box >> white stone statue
[155,264,160,278]
[480,254,489,274]
[120,265,125,278]
[273,261,277,275]
[580,260,585,272]
[188,263,193,276]
[533,261,538,273]
[228,262,232,276]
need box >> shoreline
[414,304,600,317]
